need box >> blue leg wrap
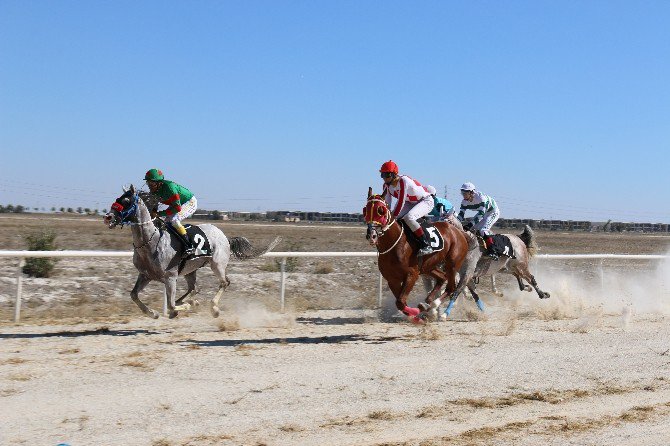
[445,299,456,316]
[475,299,485,312]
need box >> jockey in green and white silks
[145,168,197,255]
[457,182,501,259]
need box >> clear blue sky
[1,1,668,222]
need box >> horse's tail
[518,225,537,257]
[229,236,282,260]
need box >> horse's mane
[138,191,160,212]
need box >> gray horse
[422,225,550,321]
[103,185,279,319]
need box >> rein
[133,229,157,251]
[377,222,404,255]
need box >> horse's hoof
[148,310,159,319]
[494,292,504,298]
[423,309,438,322]
[541,292,550,299]
[438,313,448,322]
[409,315,425,325]
[210,306,220,318]
[168,310,179,319]
[418,302,430,312]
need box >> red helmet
[379,160,399,174]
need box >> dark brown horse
[364,188,469,322]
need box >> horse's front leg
[130,274,159,319]
[175,272,199,306]
[164,276,183,318]
[392,272,422,322]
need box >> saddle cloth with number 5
[401,220,445,253]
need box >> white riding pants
[397,196,434,232]
[473,207,499,237]
[165,197,198,225]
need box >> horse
[427,225,550,320]
[103,185,280,319]
[363,188,469,322]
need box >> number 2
[193,234,206,253]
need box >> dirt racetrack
[1,215,669,445]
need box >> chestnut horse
[364,188,469,322]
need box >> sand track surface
[1,217,669,444]
[2,308,670,446]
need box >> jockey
[144,168,197,255]
[380,160,435,256]
[428,195,455,223]
[457,182,501,259]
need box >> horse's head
[103,185,139,228]
[363,188,392,246]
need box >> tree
[60,207,65,213]
[51,207,56,212]
[211,210,221,220]
[14,205,24,213]
[76,207,83,214]
[67,207,73,213]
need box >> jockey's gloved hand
[463,222,473,231]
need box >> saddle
[163,223,214,273]
[482,234,516,259]
[400,220,445,253]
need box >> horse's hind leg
[176,272,199,306]
[517,266,550,299]
[491,275,504,297]
[209,257,231,318]
[468,283,485,312]
[514,273,532,292]
[131,274,159,319]
[210,275,230,318]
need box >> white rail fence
[1,251,668,322]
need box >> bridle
[366,198,404,256]
[109,193,157,228]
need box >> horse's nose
[103,213,114,227]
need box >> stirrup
[418,246,434,256]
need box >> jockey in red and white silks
[379,160,435,256]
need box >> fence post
[378,272,383,308]
[280,257,287,312]
[599,258,604,293]
[163,289,168,316]
[15,258,25,323]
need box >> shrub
[22,230,59,278]
[314,262,334,274]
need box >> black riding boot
[180,232,195,256]
[417,231,434,256]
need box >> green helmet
[145,168,164,181]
